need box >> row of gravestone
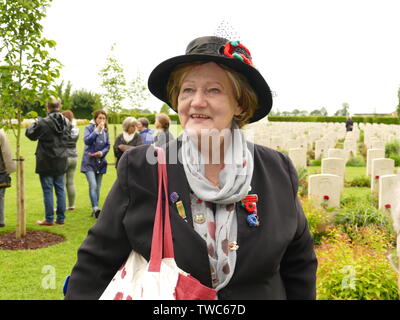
[244,121,399,157]
[307,151,398,211]
[243,120,400,211]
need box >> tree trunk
[15,112,26,239]
[16,156,26,238]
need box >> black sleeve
[113,135,123,159]
[64,152,132,300]
[279,154,318,300]
[25,119,47,141]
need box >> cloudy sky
[42,0,400,116]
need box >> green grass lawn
[0,126,394,299]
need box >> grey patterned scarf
[181,122,253,291]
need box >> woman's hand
[89,151,102,158]
[97,121,105,131]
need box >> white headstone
[315,140,327,160]
[321,157,346,188]
[288,148,307,169]
[366,149,385,176]
[328,148,346,161]
[371,158,395,194]
[308,174,342,208]
[378,174,397,210]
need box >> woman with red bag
[65,36,317,300]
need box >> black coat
[65,139,317,300]
[25,111,71,176]
[113,132,142,168]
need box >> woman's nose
[190,90,207,108]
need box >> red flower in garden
[375,175,379,179]
[385,204,391,209]
[323,195,330,200]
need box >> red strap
[148,147,174,272]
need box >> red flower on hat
[323,195,330,200]
[385,204,391,209]
[223,41,253,66]
[375,175,379,179]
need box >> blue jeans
[85,171,103,209]
[39,175,66,223]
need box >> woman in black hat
[65,36,317,300]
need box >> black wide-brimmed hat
[148,36,273,123]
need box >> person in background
[81,110,110,219]
[62,110,80,211]
[136,117,154,145]
[154,113,175,148]
[113,117,142,168]
[0,129,16,228]
[26,97,71,226]
[345,115,354,132]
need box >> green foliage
[346,156,365,167]
[160,103,170,115]
[127,71,150,110]
[385,139,400,166]
[345,175,370,187]
[310,159,321,166]
[297,167,308,197]
[0,0,62,117]
[301,197,333,245]
[99,43,126,114]
[334,203,390,228]
[70,89,103,119]
[316,229,398,300]
[55,80,73,110]
[334,102,350,116]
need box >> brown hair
[166,62,258,128]
[156,113,171,130]
[62,110,74,122]
[138,117,149,128]
[93,109,108,130]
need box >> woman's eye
[182,87,194,93]
[209,88,220,94]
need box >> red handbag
[100,147,216,300]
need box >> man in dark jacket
[26,98,72,226]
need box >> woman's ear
[234,105,243,116]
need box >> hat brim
[148,54,272,123]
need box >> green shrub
[316,229,398,300]
[346,156,365,167]
[301,197,333,245]
[310,159,321,166]
[345,175,370,187]
[297,167,308,197]
[334,203,389,228]
[385,140,400,166]
[358,142,367,160]
[358,129,364,143]
[385,139,400,157]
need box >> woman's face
[177,62,242,135]
[127,124,136,134]
[95,114,107,126]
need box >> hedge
[107,113,180,125]
[267,116,400,125]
